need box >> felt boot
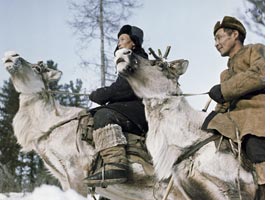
[84,124,128,187]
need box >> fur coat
[202,43,265,142]
[89,76,148,133]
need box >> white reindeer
[3,51,183,200]
[115,48,257,200]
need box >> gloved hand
[89,91,96,102]
[209,84,225,104]
[89,88,109,105]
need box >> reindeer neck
[143,95,211,178]
[15,92,82,152]
[143,96,207,132]
[20,92,47,107]
[19,92,81,123]
[143,96,192,111]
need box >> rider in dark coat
[84,25,148,187]
[89,56,148,134]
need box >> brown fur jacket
[202,43,265,142]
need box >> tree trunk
[99,0,106,87]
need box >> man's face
[118,34,135,50]
[214,28,237,57]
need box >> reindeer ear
[170,59,189,76]
[46,68,62,82]
[179,60,188,75]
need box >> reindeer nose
[116,58,125,65]
[4,58,13,63]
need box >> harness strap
[173,134,220,167]
[162,134,220,200]
[37,113,89,143]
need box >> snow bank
[22,185,87,200]
[0,185,97,200]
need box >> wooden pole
[162,176,174,200]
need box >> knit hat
[117,25,144,47]
[213,16,246,39]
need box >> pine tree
[61,79,88,107]
[46,60,88,107]
[0,79,21,192]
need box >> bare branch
[68,0,142,86]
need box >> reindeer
[3,51,184,200]
[115,48,257,200]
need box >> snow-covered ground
[0,185,97,200]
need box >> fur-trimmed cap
[117,25,144,47]
[214,16,246,38]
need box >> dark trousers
[93,108,142,135]
[242,134,265,163]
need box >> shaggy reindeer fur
[115,48,257,200]
[3,51,183,200]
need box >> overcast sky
[0,0,264,110]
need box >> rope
[226,109,243,200]
[44,89,92,110]
[45,85,208,99]
[161,177,174,200]
[236,127,242,200]
[46,90,90,97]
[179,92,209,97]
[38,113,89,143]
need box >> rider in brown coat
[202,16,265,199]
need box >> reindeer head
[2,51,62,94]
[115,48,189,98]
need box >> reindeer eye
[32,65,42,73]
[123,50,131,55]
